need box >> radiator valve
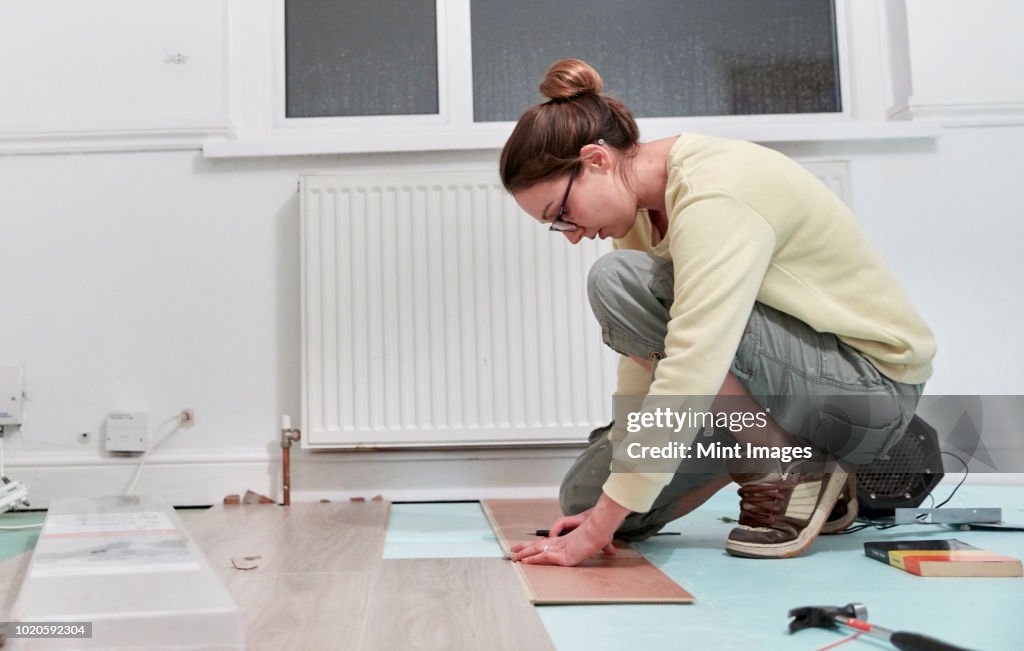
[280,415,300,448]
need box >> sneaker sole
[725,469,849,559]
[821,472,858,535]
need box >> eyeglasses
[548,165,580,233]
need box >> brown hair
[499,59,640,192]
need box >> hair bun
[539,59,603,101]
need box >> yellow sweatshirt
[602,133,936,513]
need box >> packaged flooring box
[6,495,244,649]
[864,538,1023,577]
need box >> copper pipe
[280,425,300,506]
[283,445,291,506]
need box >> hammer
[788,603,972,651]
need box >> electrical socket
[180,409,195,427]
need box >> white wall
[1,1,1022,505]
[906,0,1024,107]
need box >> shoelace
[736,479,795,528]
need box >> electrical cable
[124,415,184,496]
[930,450,970,509]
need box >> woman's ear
[579,143,611,170]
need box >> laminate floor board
[185,502,390,576]
[482,498,644,558]
[0,551,31,621]
[226,569,377,651]
[184,504,292,579]
[256,502,390,574]
[360,558,555,651]
[482,499,695,605]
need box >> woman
[502,59,935,566]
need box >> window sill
[202,121,940,159]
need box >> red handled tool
[788,602,972,651]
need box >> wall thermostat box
[106,412,149,452]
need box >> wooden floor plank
[226,570,377,651]
[185,504,292,580]
[482,499,695,604]
[257,502,390,574]
[361,558,555,651]
[0,551,31,621]
[482,498,644,558]
[185,502,390,576]
[184,501,392,649]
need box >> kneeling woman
[501,59,935,566]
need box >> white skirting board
[2,448,582,507]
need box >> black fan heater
[855,414,944,521]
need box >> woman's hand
[509,493,630,566]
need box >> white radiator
[300,170,617,448]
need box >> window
[205,0,931,158]
[285,0,839,122]
[285,0,438,117]
[470,0,841,122]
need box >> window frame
[273,0,453,129]
[204,0,936,158]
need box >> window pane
[471,0,840,122]
[286,0,438,117]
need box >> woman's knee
[587,250,651,312]
[587,250,672,359]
